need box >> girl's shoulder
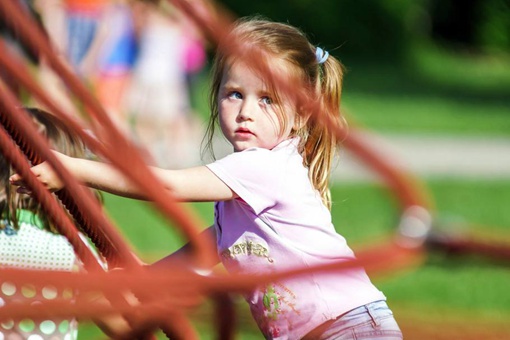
[217,144,299,174]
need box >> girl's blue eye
[262,97,272,105]
[228,91,242,99]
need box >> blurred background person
[34,0,111,118]
[125,0,205,169]
[62,0,110,74]
[36,0,138,131]
[81,0,138,133]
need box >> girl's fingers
[9,173,22,185]
[10,173,37,194]
[16,186,32,196]
[9,163,62,192]
[9,173,34,188]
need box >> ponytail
[300,51,346,209]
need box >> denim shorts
[305,300,403,340]
[67,14,99,69]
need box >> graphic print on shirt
[220,239,274,264]
[217,231,300,337]
[259,282,299,338]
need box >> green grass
[343,92,510,135]
[341,43,510,136]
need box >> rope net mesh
[0,1,507,339]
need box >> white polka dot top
[0,209,80,339]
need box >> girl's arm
[151,226,220,270]
[9,151,237,202]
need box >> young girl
[1,107,105,339]
[11,17,403,340]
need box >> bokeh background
[1,0,509,339]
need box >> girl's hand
[9,151,68,194]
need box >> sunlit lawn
[341,43,510,136]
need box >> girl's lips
[235,128,254,136]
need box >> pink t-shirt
[206,138,386,339]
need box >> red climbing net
[0,1,508,339]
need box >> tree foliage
[218,0,509,61]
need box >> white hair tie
[315,47,329,64]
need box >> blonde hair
[205,17,346,209]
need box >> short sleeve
[206,148,284,214]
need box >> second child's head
[205,17,346,208]
[0,107,96,232]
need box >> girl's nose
[237,101,255,122]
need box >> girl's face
[218,60,297,152]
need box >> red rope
[5,0,501,339]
